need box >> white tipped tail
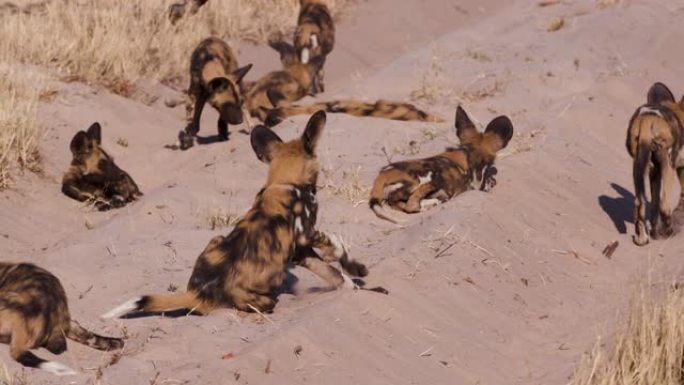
[40,361,77,376]
[101,296,142,319]
[300,48,310,64]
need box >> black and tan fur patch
[626,82,684,246]
[294,0,335,94]
[176,36,252,150]
[0,262,123,375]
[104,111,385,320]
[62,122,142,211]
[264,99,444,126]
[168,0,208,25]
[369,105,513,222]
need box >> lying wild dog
[62,123,142,211]
[175,37,252,150]
[627,82,684,246]
[294,0,335,94]
[369,105,513,223]
[0,262,123,375]
[265,100,444,127]
[168,0,208,25]
[242,54,325,123]
[103,112,385,320]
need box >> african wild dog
[369,105,513,223]
[176,37,252,150]
[627,82,684,246]
[62,122,142,211]
[168,0,208,25]
[103,112,385,320]
[294,0,335,94]
[0,262,123,375]
[264,99,444,127]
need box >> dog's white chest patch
[418,171,433,185]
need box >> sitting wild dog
[294,0,335,94]
[103,112,385,320]
[627,82,684,246]
[168,0,208,25]
[176,37,252,150]
[369,106,513,223]
[0,262,123,375]
[242,54,325,124]
[264,99,444,127]
[62,123,142,211]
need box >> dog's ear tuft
[647,82,675,105]
[484,116,514,152]
[454,105,479,144]
[302,110,326,155]
[250,125,283,163]
[70,131,90,155]
[86,122,102,145]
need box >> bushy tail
[368,178,401,224]
[266,99,444,126]
[101,292,205,319]
[67,321,124,351]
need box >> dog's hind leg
[657,149,675,237]
[649,161,662,238]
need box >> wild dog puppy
[0,262,123,375]
[243,54,325,124]
[177,37,252,150]
[369,106,513,223]
[264,99,444,126]
[294,0,335,94]
[168,0,208,25]
[103,112,384,320]
[62,123,142,211]
[626,82,684,246]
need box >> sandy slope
[2,0,684,384]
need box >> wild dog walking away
[295,0,335,94]
[265,99,444,126]
[369,105,513,223]
[103,111,385,320]
[62,122,142,211]
[627,82,684,246]
[0,262,123,375]
[175,37,252,150]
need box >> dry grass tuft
[0,0,352,94]
[410,51,452,104]
[206,207,241,230]
[596,0,622,8]
[323,165,368,205]
[0,66,44,189]
[572,283,684,385]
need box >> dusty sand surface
[2,0,684,384]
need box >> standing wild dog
[177,37,252,150]
[264,99,444,126]
[369,106,513,223]
[0,262,123,375]
[62,123,142,211]
[294,0,335,94]
[168,0,208,25]
[627,82,684,246]
[103,112,385,320]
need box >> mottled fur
[178,37,252,150]
[369,106,513,222]
[294,0,335,94]
[0,262,123,375]
[626,82,684,246]
[62,123,142,211]
[265,99,444,126]
[104,112,382,319]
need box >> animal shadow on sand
[598,183,640,234]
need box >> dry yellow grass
[206,207,241,230]
[0,66,44,189]
[571,283,684,385]
[0,0,351,93]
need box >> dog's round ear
[86,122,102,145]
[302,110,326,155]
[454,105,479,144]
[484,116,514,151]
[207,77,230,94]
[647,82,675,105]
[70,131,90,155]
[250,125,283,163]
[232,64,252,84]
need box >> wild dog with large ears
[103,112,384,320]
[369,105,514,223]
[62,122,142,211]
[627,82,684,245]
